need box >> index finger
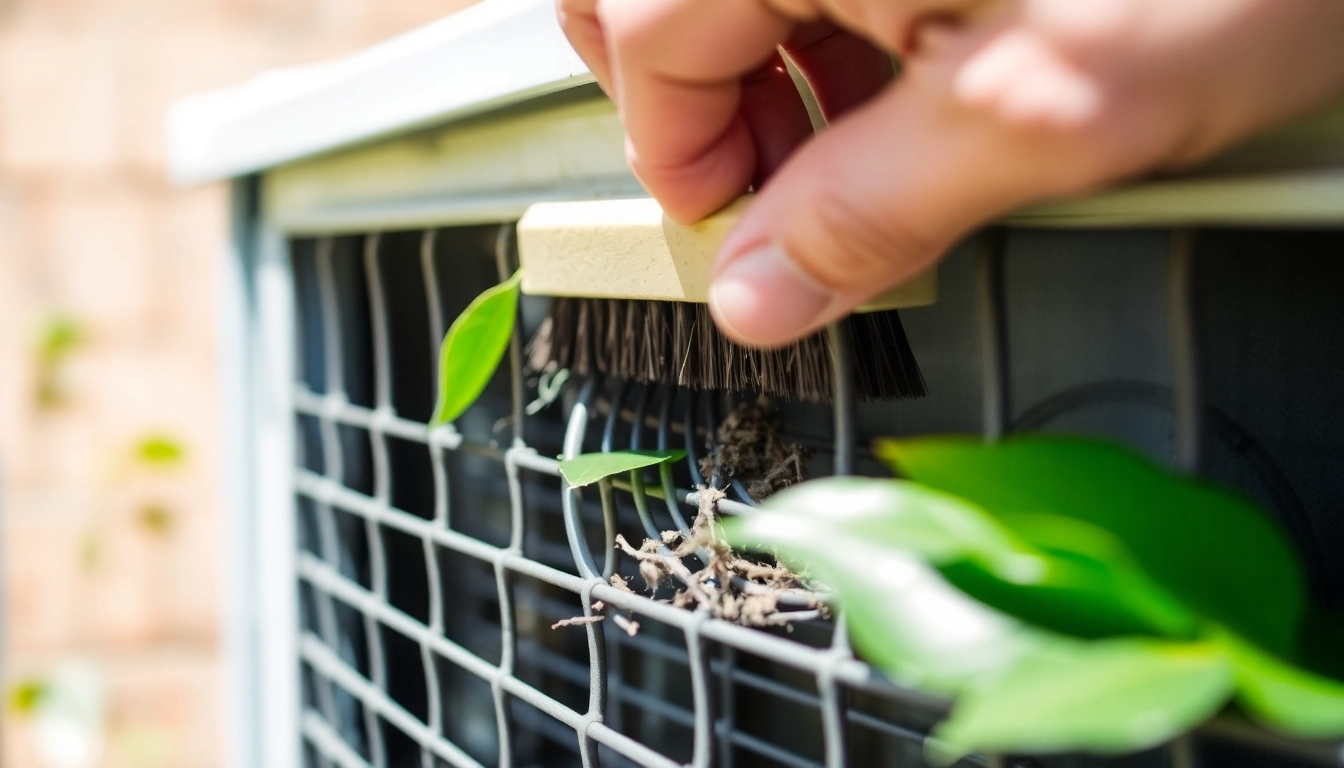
[599,0,797,221]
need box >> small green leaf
[137,435,186,466]
[877,437,1305,656]
[430,271,521,426]
[724,478,1046,695]
[933,639,1233,759]
[1220,630,1344,738]
[558,450,687,488]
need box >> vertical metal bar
[685,616,715,768]
[1169,229,1202,473]
[417,641,441,768]
[416,230,446,761]
[422,230,445,364]
[826,321,857,476]
[317,238,381,758]
[313,238,352,748]
[818,618,851,768]
[493,220,530,768]
[560,379,610,760]
[362,233,392,604]
[222,175,262,768]
[359,235,391,768]
[495,451,523,765]
[492,553,518,768]
[422,233,452,530]
[975,228,1011,441]
[255,220,301,768]
[580,578,609,768]
[716,645,737,768]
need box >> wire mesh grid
[283,224,1344,768]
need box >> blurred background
[0,1,478,765]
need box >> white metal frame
[220,182,301,768]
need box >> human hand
[557,0,1344,346]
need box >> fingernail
[708,243,832,346]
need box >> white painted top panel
[166,0,592,184]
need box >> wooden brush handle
[517,196,937,310]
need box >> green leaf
[737,477,1197,645]
[933,639,1233,759]
[877,437,1305,656]
[557,450,687,488]
[723,478,1046,695]
[430,270,522,427]
[1219,630,1344,738]
[942,511,1199,640]
[745,475,1032,566]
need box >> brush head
[527,297,926,403]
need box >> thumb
[707,65,1078,347]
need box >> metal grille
[284,223,1344,768]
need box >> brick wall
[0,1,479,765]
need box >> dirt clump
[610,485,823,629]
[698,399,809,499]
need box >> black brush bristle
[528,297,925,402]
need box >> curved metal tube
[627,384,666,545]
[658,387,692,532]
[561,377,603,579]
[703,392,724,489]
[684,389,707,487]
[601,379,628,454]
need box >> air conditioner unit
[168,1,1344,766]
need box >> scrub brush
[518,196,933,403]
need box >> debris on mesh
[698,398,810,499]
[552,599,643,633]
[612,485,824,628]
[550,614,604,630]
[611,614,640,637]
